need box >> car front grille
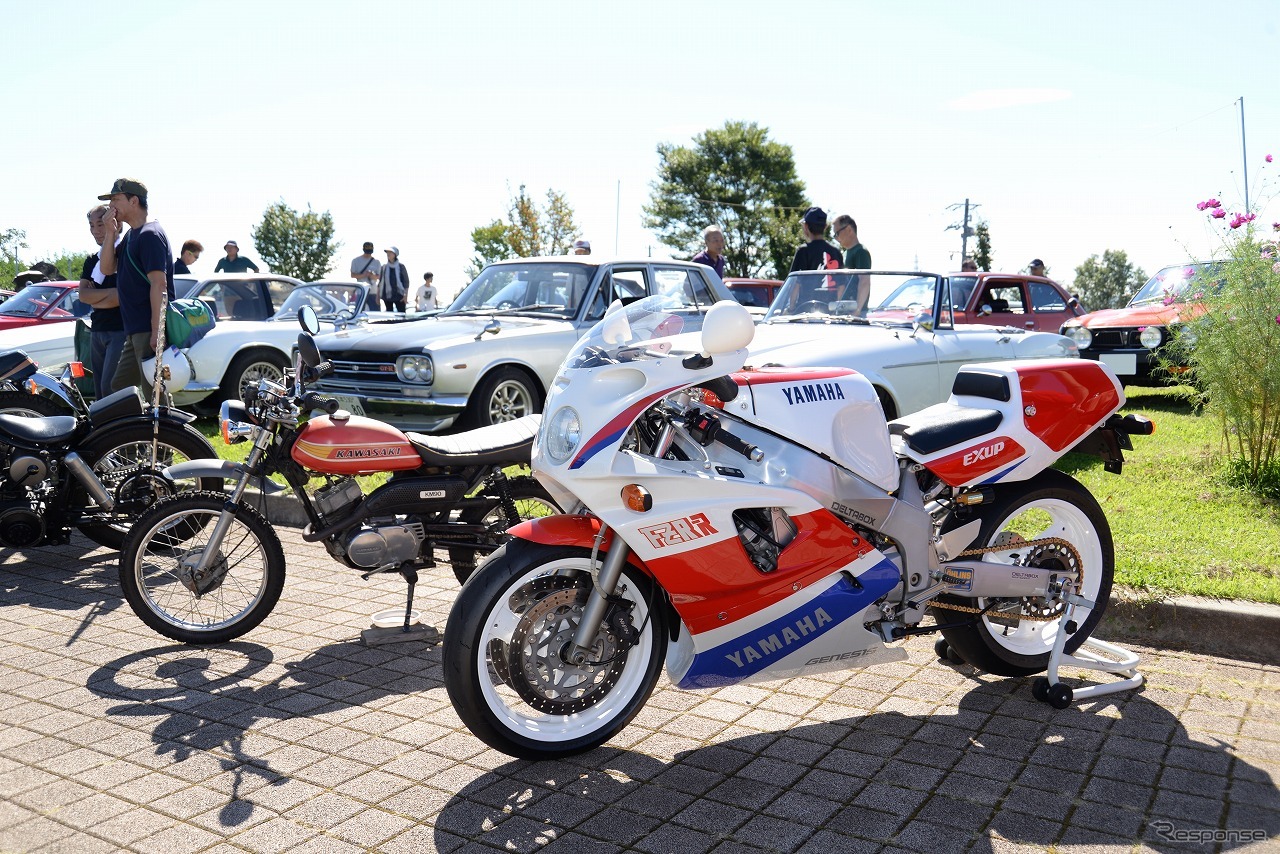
[1090,328,1140,350]
[323,358,402,388]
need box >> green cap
[98,178,148,200]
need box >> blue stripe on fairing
[675,558,900,689]
[980,460,1022,485]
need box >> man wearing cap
[789,207,844,273]
[572,239,591,256]
[380,246,409,312]
[77,204,126,399]
[351,242,382,289]
[214,240,260,273]
[691,225,727,279]
[96,178,176,394]
[1029,258,1047,277]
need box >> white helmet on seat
[141,346,192,392]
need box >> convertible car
[0,282,84,331]
[746,270,1080,419]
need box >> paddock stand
[1031,590,1143,708]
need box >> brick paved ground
[1,529,1277,853]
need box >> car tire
[221,349,289,405]
[463,367,541,430]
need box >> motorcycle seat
[888,404,1003,456]
[407,414,542,467]
[0,413,78,445]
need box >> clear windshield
[561,294,694,370]
[1129,263,1223,306]
[445,262,594,317]
[274,284,361,320]
[764,271,942,327]
[0,284,69,317]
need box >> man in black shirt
[789,207,843,273]
[77,204,127,399]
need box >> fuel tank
[292,413,422,474]
[729,367,898,492]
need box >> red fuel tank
[292,414,422,474]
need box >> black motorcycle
[0,350,220,551]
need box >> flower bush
[1173,167,1280,498]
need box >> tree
[1072,250,1147,311]
[48,251,89,282]
[644,121,808,279]
[973,222,993,271]
[250,200,340,281]
[1,228,28,286]
[465,186,579,279]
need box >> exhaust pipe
[64,452,115,511]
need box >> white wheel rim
[977,497,1104,656]
[474,557,654,743]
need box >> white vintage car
[746,270,1080,418]
[171,280,395,408]
[0,320,76,370]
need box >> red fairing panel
[731,366,858,386]
[925,436,1027,488]
[1015,360,1122,452]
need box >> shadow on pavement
[433,680,1279,852]
[1,543,125,645]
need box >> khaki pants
[111,331,155,395]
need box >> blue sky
[4,0,1279,299]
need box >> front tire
[463,367,540,429]
[444,543,667,759]
[931,469,1114,677]
[222,350,288,405]
[448,477,561,584]
[119,492,285,644]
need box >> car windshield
[1129,263,1223,306]
[561,294,700,370]
[274,284,361,321]
[445,262,594,317]
[0,285,67,317]
[764,271,943,327]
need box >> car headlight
[1174,324,1197,348]
[396,354,434,384]
[543,406,581,464]
[1138,326,1163,349]
[1061,324,1092,350]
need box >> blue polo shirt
[116,221,175,335]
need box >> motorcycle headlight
[396,354,434,384]
[543,406,581,464]
[1061,324,1092,350]
[1138,326,1163,349]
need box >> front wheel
[463,367,541,429]
[931,469,1114,677]
[222,350,288,405]
[119,492,285,644]
[448,477,562,584]
[444,543,667,759]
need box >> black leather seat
[0,414,77,445]
[888,404,1003,456]
[407,414,541,467]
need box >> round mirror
[298,305,320,334]
[700,300,755,355]
[296,332,321,368]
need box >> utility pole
[1239,97,1249,213]
[946,199,979,262]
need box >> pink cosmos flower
[1197,201,1209,211]
[1212,208,1227,219]
[1268,154,1274,163]
[1206,198,1222,208]
[1274,222,1280,231]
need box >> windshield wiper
[491,304,567,315]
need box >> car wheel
[464,367,541,429]
[874,386,898,420]
[221,350,289,404]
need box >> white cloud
[946,88,1073,111]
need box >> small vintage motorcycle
[117,306,559,644]
[0,350,220,551]
[443,295,1153,759]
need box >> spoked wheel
[119,492,285,644]
[76,422,222,550]
[931,469,1114,677]
[0,389,66,418]
[444,543,667,759]
[448,477,562,584]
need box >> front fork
[187,426,273,587]
[565,527,632,665]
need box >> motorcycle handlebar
[301,392,340,415]
[685,410,764,463]
[716,428,764,463]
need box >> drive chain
[928,536,1085,622]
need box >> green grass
[194,387,1280,604]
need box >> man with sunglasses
[833,214,871,271]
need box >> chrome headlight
[1138,326,1163,349]
[1061,324,1092,350]
[396,354,434,384]
[543,406,582,464]
[1174,324,1198,348]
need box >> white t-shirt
[416,285,438,311]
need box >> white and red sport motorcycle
[444,296,1153,759]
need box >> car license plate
[1099,353,1137,376]
[331,394,366,417]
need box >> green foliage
[1072,249,1146,311]
[1,227,29,286]
[643,121,807,279]
[465,186,579,280]
[973,221,993,271]
[250,200,340,281]
[50,251,89,282]
[1169,233,1280,492]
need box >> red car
[946,272,1085,332]
[0,282,84,331]
[724,277,783,313]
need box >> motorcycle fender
[164,459,289,495]
[508,514,616,549]
[28,371,76,408]
[942,559,1065,599]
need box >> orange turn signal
[621,484,652,512]
[69,361,86,379]
[25,378,37,394]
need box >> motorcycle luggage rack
[1033,592,1143,708]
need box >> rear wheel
[930,469,1113,677]
[0,389,65,418]
[444,543,667,759]
[448,477,561,584]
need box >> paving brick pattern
[1,530,1277,853]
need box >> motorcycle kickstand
[360,564,440,647]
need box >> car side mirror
[978,304,993,317]
[474,318,501,342]
[912,311,934,332]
